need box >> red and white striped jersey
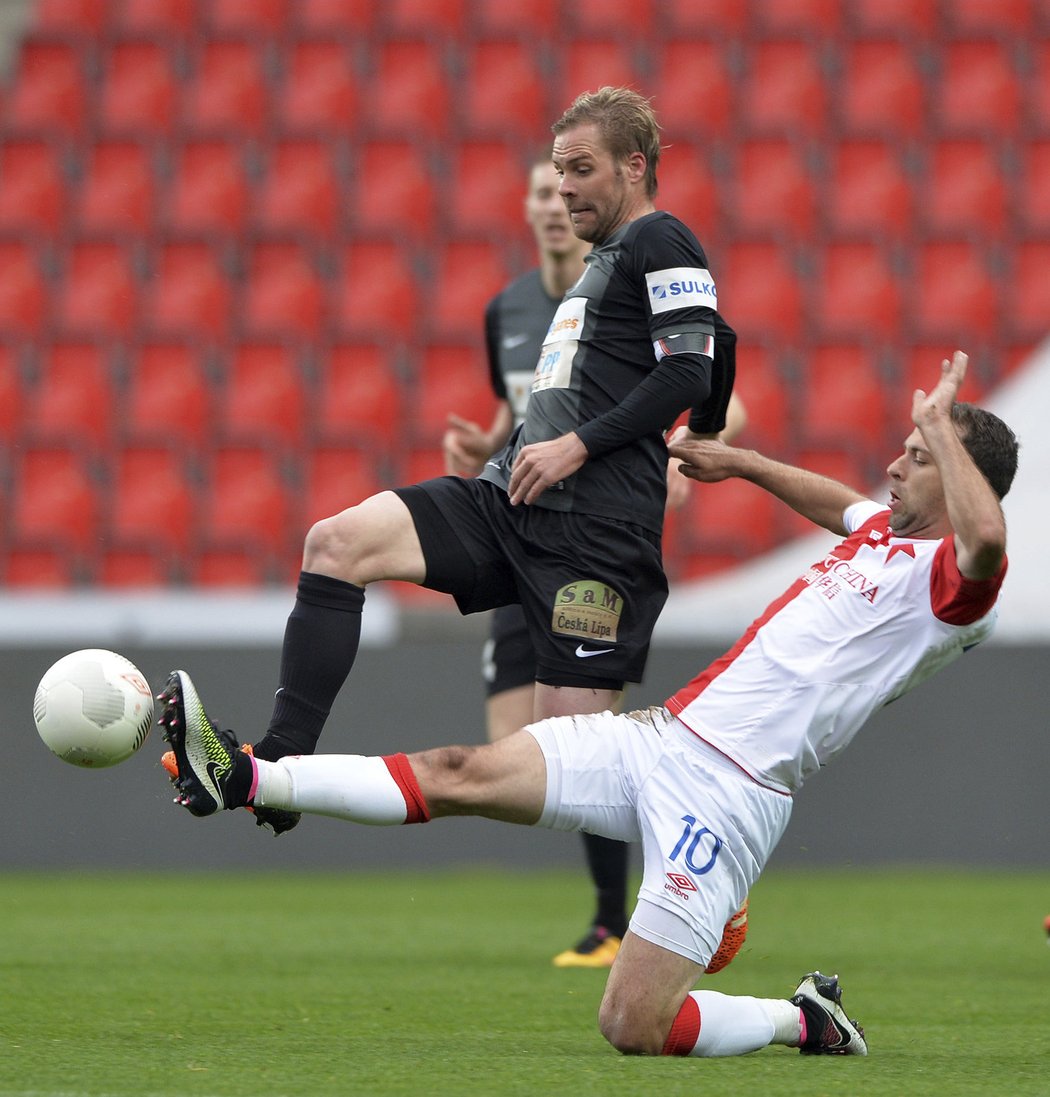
[667,500,1007,794]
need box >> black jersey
[483,268,561,426]
[480,210,732,534]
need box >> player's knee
[409,745,481,812]
[598,998,665,1056]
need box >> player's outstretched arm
[913,352,1006,581]
[668,433,864,536]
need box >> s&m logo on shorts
[551,579,623,642]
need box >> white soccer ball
[33,649,154,768]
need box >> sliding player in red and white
[160,353,1017,1059]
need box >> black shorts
[482,603,534,698]
[394,477,668,690]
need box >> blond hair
[552,87,661,197]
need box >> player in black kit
[164,88,740,894]
[444,151,745,966]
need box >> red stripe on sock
[661,994,701,1056]
[382,753,431,824]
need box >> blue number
[669,814,722,876]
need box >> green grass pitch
[1,868,1047,1097]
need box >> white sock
[688,991,783,1057]
[255,754,409,825]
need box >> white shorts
[526,706,792,968]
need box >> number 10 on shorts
[669,815,723,876]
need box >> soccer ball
[33,649,154,768]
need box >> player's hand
[911,350,967,432]
[442,413,491,477]
[508,432,589,505]
[668,435,737,483]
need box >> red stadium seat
[847,0,937,37]
[293,0,377,35]
[140,238,233,343]
[240,239,326,340]
[656,142,720,243]
[798,343,888,449]
[253,138,341,239]
[662,0,748,37]
[810,241,902,339]
[348,141,436,238]
[678,478,778,559]
[216,341,306,449]
[199,446,292,557]
[23,341,113,451]
[1005,241,1050,342]
[188,547,271,586]
[1016,139,1050,234]
[164,139,251,237]
[554,40,641,108]
[445,141,530,237]
[932,41,1021,136]
[10,446,99,558]
[569,0,653,36]
[315,342,405,447]
[115,0,198,36]
[301,446,385,526]
[738,39,826,137]
[364,40,451,139]
[380,0,463,38]
[412,343,497,445]
[52,239,139,339]
[97,547,173,587]
[823,139,912,240]
[4,39,88,137]
[2,545,77,587]
[329,239,421,339]
[835,40,925,138]
[752,0,842,35]
[719,241,803,344]
[729,343,791,451]
[34,0,109,33]
[96,40,179,136]
[458,40,549,139]
[946,0,1035,35]
[910,241,998,342]
[1028,41,1050,133]
[108,445,195,555]
[400,445,449,486]
[727,139,815,239]
[470,0,558,38]
[916,139,1006,236]
[122,339,213,451]
[205,0,290,35]
[71,139,156,236]
[649,40,735,141]
[273,39,359,133]
[0,341,23,445]
[0,138,68,237]
[180,39,270,136]
[0,238,49,338]
[425,241,512,339]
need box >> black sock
[253,571,365,760]
[582,832,630,938]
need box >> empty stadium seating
[0,4,1037,590]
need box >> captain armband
[653,331,715,361]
